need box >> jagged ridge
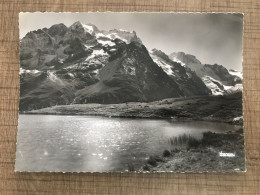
[19,21,242,111]
[20,22,183,110]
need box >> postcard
[16,12,245,172]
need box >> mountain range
[19,21,242,111]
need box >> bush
[147,156,157,167]
[163,150,171,157]
[143,164,150,171]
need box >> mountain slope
[149,49,211,97]
[19,22,242,111]
[169,52,242,95]
[19,22,184,110]
[74,42,183,104]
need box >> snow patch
[225,84,243,94]
[106,33,127,43]
[171,56,186,66]
[223,85,233,90]
[202,76,242,96]
[150,54,174,76]
[19,68,40,75]
[97,39,115,47]
[202,76,225,95]
[95,33,104,38]
[85,49,109,62]
[47,71,58,82]
[82,24,94,34]
[233,116,243,122]
[47,71,64,85]
[92,69,100,75]
[229,69,243,79]
[68,73,74,78]
[58,58,64,63]
[96,32,128,43]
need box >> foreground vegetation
[139,129,245,172]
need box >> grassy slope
[24,93,242,125]
[140,129,245,173]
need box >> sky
[19,12,244,71]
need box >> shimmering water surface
[15,114,239,172]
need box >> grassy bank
[23,93,243,125]
[139,129,245,173]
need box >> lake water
[15,114,239,172]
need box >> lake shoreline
[19,112,242,127]
[19,94,244,172]
[20,94,243,126]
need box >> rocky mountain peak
[168,52,242,95]
[69,21,99,35]
[169,52,202,65]
[99,28,142,45]
[48,23,68,36]
[150,49,172,62]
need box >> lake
[15,114,239,172]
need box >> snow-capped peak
[69,22,141,45]
[70,21,98,35]
[169,52,202,66]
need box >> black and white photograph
[16,12,245,172]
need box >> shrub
[163,150,171,157]
[147,156,157,167]
[143,164,150,171]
